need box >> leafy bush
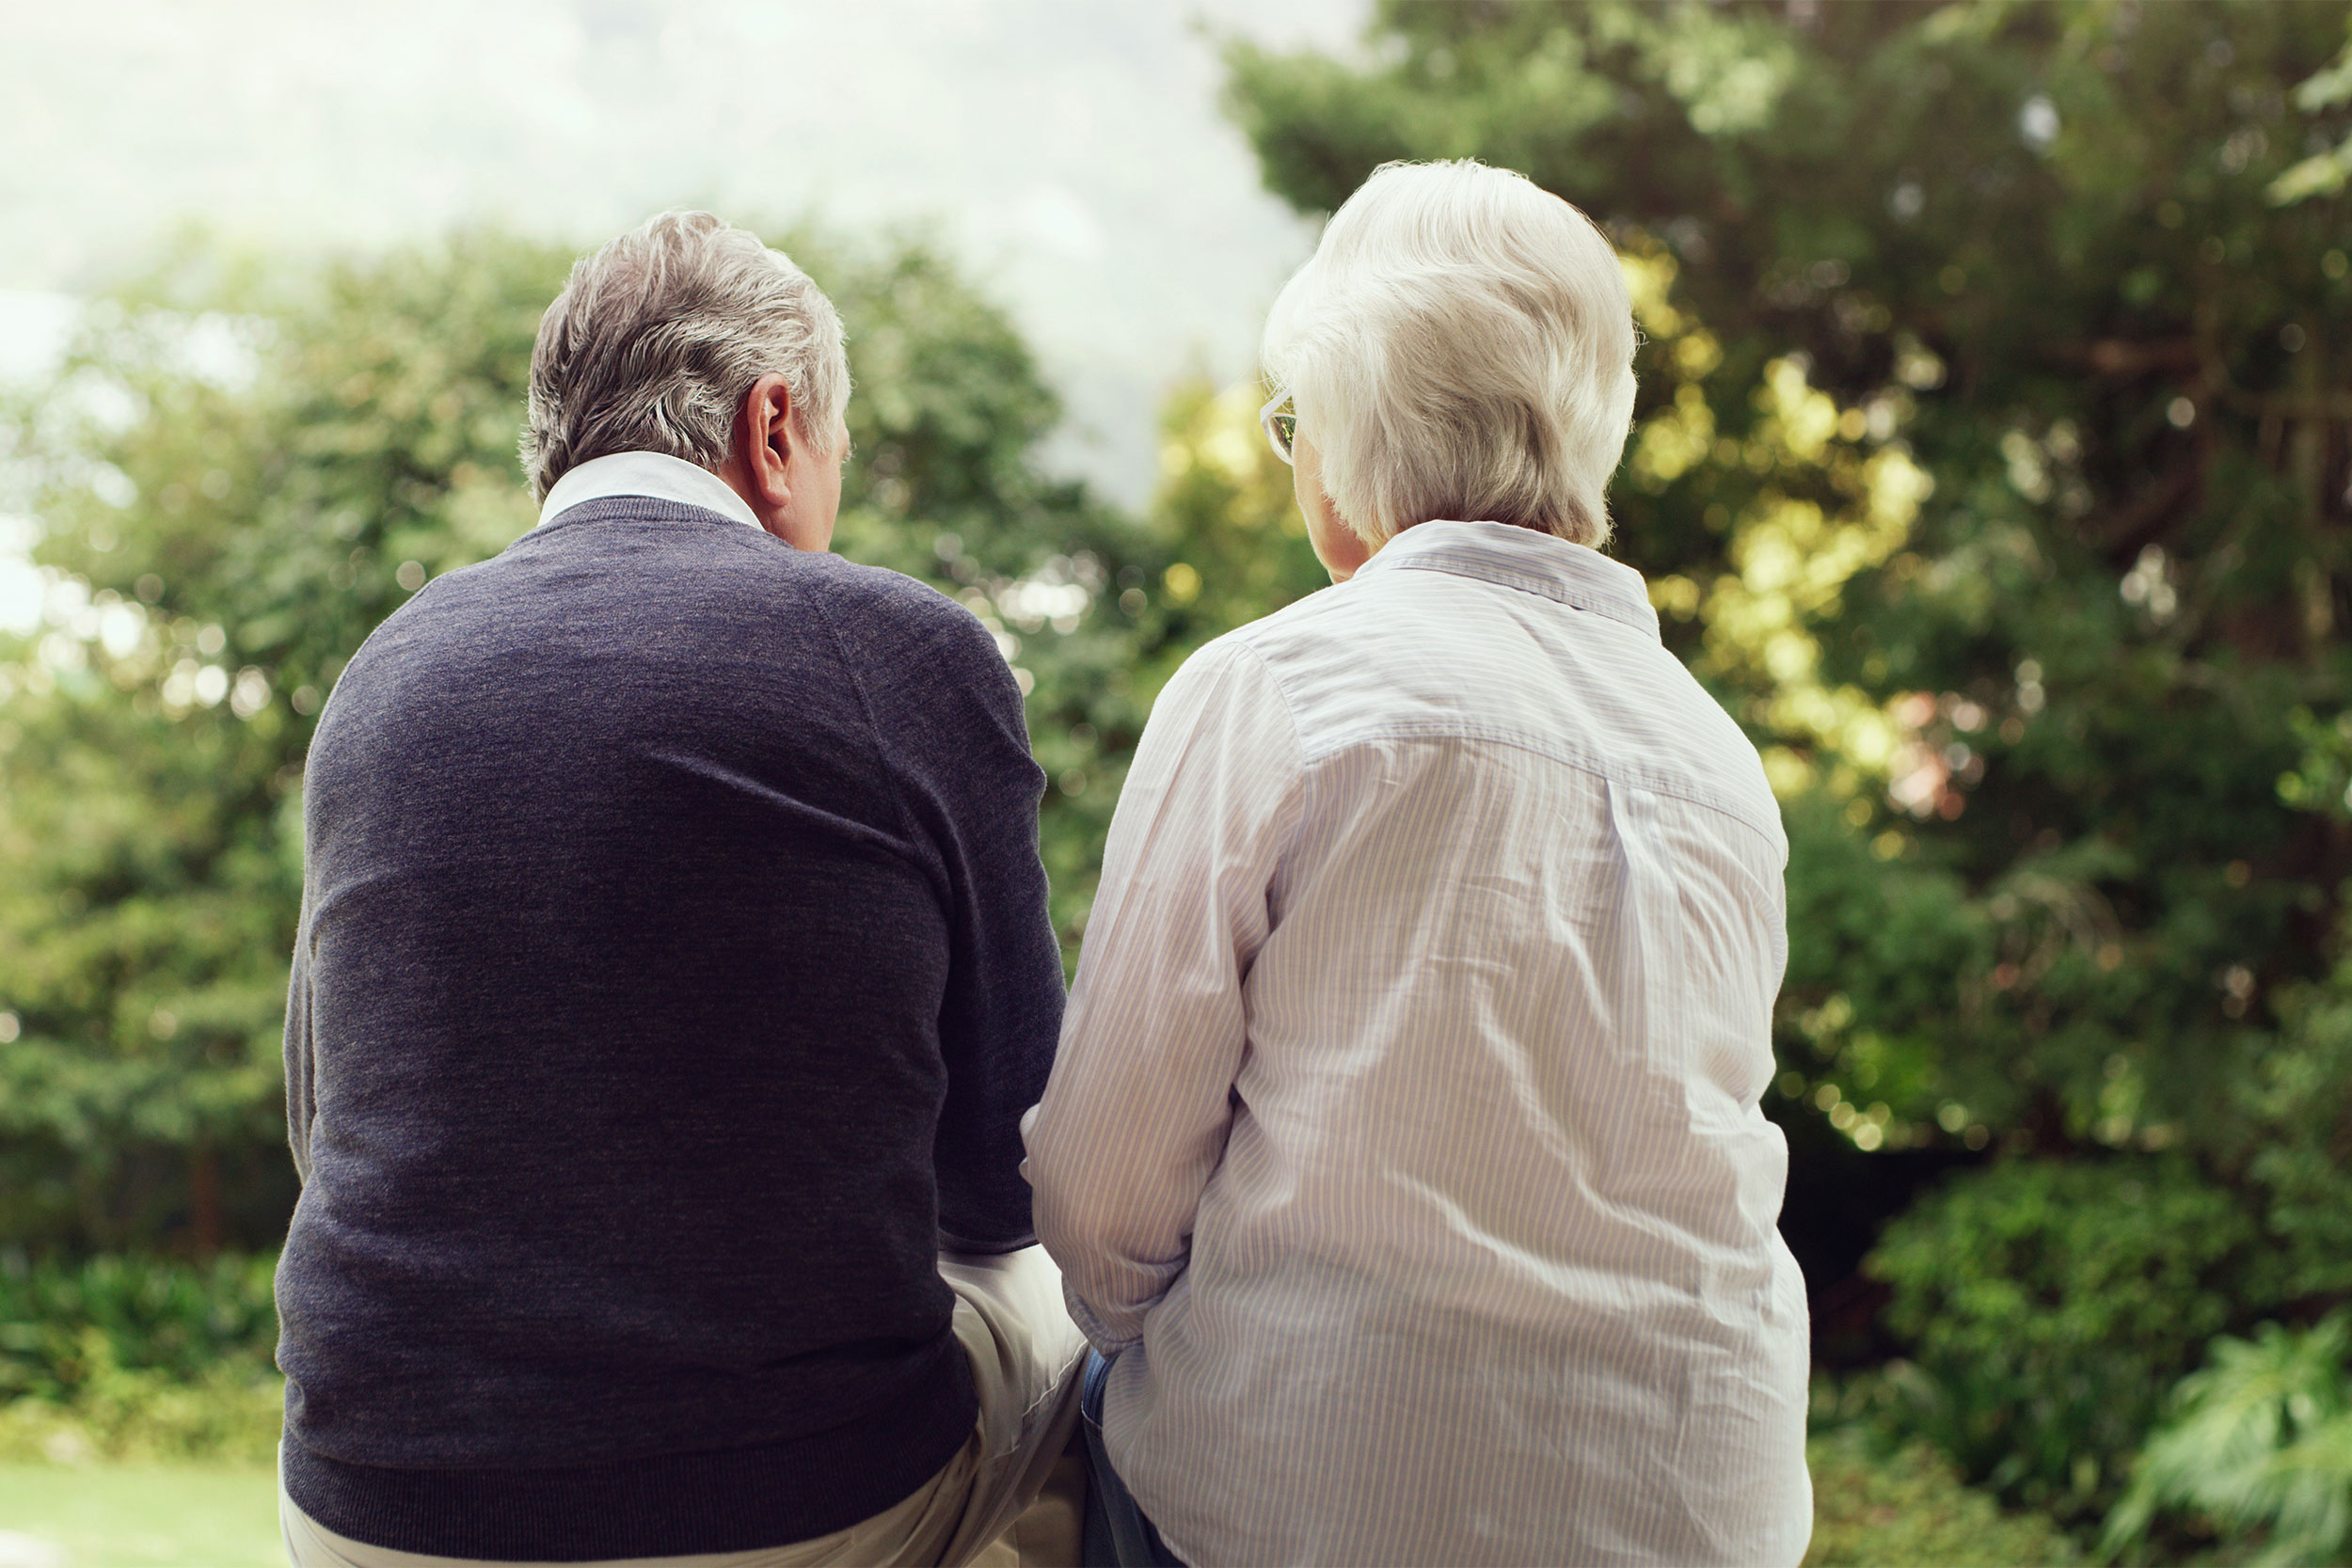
[2105,1312,2352,1568]
[0,1343,282,1465]
[1867,1157,2281,1520]
[0,1251,278,1400]
[1805,1426,2078,1566]
[2240,963,2352,1309]
[0,1251,282,1464]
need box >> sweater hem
[280,1345,978,1560]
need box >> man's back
[277,497,1062,1559]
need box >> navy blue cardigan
[276,498,1063,1559]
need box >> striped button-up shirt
[1026,520,1811,1567]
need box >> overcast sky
[0,0,1371,505]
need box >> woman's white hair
[1262,160,1637,548]
[521,211,850,500]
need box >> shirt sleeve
[841,582,1066,1254]
[1025,635,1305,1350]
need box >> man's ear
[732,372,798,510]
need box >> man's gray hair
[521,211,850,500]
[1262,161,1637,548]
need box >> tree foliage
[1804,1425,2080,1566]
[1222,0,2352,1532]
[2104,1311,2352,1567]
[1868,1156,2277,1516]
[0,225,1320,1254]
[5,3,2349,1549]
[1229,0,2352,1170]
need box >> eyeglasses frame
[1259,389,1297,467]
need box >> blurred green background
[5,2,2352,1563]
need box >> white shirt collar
[536,451,767,534]
[1354,520,1660,641]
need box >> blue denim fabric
[1079,1352,1185,1568]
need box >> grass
[0,1464,280,1568]
[0,1433,2081,1568]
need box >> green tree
[0,224,1218,1255]
[1222,0,2352,1518]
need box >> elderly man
[275,212,1084,1567]
[1027,160,1812,1566]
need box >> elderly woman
[1025,160,1811,1567]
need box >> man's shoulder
[586,507,978,638]
[670,532,1018,721]
[788,554,1003,673]
[798,550,976,624]
[336,512,995,709]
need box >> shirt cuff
[1063,1277,1146,1356]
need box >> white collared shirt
[537,451,766,532]
[1026,520,1813,1567]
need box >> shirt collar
[536,451,767,533]
[1352,520,1661,640]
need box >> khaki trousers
[282,1247,1089,1568]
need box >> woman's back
[1036,521,1810,1566]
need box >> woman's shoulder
[1215,578,1371,666]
